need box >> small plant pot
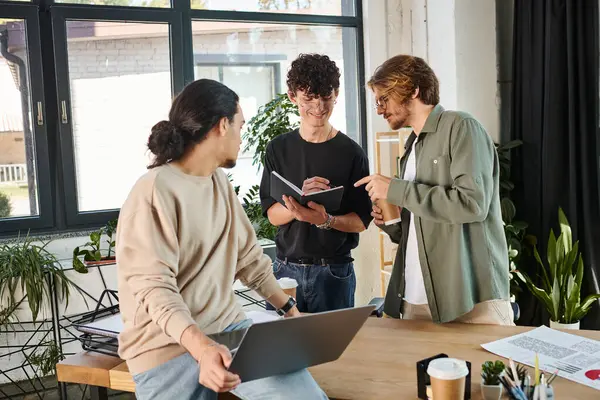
[84,256,116,266]
[550,320,580,330]
[480,383,503,400]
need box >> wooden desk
[57,318,600,399]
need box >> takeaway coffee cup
[277,277,298,298]
[377,199,401,225]
[426,358,469,400]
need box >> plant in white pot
[481,360,505,400]
[516,207,600,329]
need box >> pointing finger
[354,175,373,187]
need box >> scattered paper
[245,310,281,324]
[481,325,600,390]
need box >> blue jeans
[269,259,356,313]
[133,319,328,400]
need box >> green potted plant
[480,360,505,400]
[0,235,84,324]
[72,218,118,273]
[516,207,600,329]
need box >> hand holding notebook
[271,171,344,212]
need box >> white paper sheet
[75,314,123,338]
[245,310,281,324]
[481,325,600,391]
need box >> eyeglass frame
[374,94,389,111]
[292,93,338,111]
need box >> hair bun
[147,120,185,164]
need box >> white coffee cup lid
[277,277,298,289]
[427,358,469,380]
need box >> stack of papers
[481,325,600,390]
[74,310,280,339]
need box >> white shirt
[402,139,428,305]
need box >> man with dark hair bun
[259,54,373,314]
[117,79,328,400]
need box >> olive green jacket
[380,104,509,323]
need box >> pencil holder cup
[524,385,554,400]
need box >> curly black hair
[286,53,340,98]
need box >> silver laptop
[209,305,375,383]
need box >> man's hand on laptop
[198,343,241,392]
[181,325,241,392]
[285,306,300,318]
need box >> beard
[221,158,237,169]
[385,104,410,130]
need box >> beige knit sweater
[116,164,280,375]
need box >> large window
[0,0,365,235]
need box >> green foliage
[495,140,536,297]
[516,207,600,323]
[243,93,299,170]
[0,236,83,323]
[0,191,11,218]
[481,360,505,385]
[27,340,64,376]
[72,219,118,273]
[227,173,241,196]
[243,185,277,241]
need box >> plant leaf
[551,277,560,322]
[558,207,572,253]
[547,230,557,279]
[72,257,88,274]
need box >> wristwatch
[315,214,335,230]
[276,296,297,316]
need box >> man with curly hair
[259,53,373,313]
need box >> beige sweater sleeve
[117,204,196,344]
[231,185,280,300]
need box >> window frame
[0,4,54,233]
[51,5,184,228]
[0,0,366,237]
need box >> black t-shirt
[259,129,373,261]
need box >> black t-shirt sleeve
[348,150,373,229]
[260,142,277,217]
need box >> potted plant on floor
[72,218,118,273]
[481,360,505,400]
[516,207,600,329]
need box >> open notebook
[73,311,280,339]
[270,171,344,212]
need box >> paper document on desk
[481,325,600,390]
[245,310,281,324]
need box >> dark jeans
[268,258,356,313]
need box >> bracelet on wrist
[315,214,334,230]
